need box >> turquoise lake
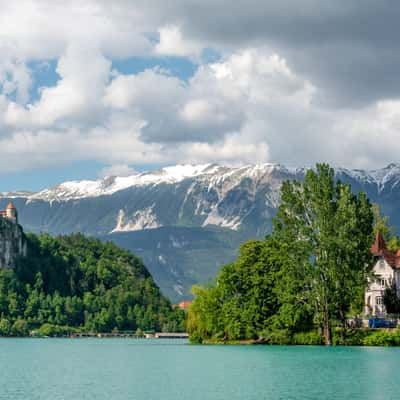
[0,338,398,400]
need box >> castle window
[376,297,383,305]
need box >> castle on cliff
[0,203,18,224]
[0,203,26,269]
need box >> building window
[379,259,385,268]
[375,277,385,287]
[376,297,383,305]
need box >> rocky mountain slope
[2,163,400,301]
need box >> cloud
[123,0,400,106]
[155,25,203,58]
[0,0,151,60]
[1,44,400,174]
[99,164,138,177]
[29,45,111,127]
[0,58,32,104]
[1,0,400,179]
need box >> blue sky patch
[28,60,60,103]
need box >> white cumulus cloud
[1,0,400,180]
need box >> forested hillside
[0,233,184,336]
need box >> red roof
[178,301,192,309]
[371,231,386,255]
[371,231,400,269]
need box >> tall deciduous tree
[274,164,374,345]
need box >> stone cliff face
[0,219,27,268]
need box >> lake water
[0,339,398,400]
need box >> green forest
[0,233,185,336]
[187,164,400,346]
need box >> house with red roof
[365,232,400,316]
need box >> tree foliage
[383,281,400,314]
[372,204,400,251]
[187,238,285,342]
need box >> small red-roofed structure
[178,301,192,310]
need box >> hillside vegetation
[0,233,184,336]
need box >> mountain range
[2,162,400,301]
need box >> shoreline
[192,327,400,346]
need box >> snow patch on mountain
[202,206,242,230]
[111,207,160,232]
[369,163,400,192]
[338,163,400,192]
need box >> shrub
[37,323,76,337]
[189,331,203,344]
[332,328,369,345]
[0,319,11,336]
[292,331,323,345]
[261,329,292,345]
[362,330,400,346]
[11,319,29,337]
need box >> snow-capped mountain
[2,162,400,301]
[5,163,298,236]
[28,164,222,201]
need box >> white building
[365,232,400,316]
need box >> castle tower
[5,203,17,224]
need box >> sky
[0,1,400,191]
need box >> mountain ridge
[3,162,400,202]
[2,162,400,301]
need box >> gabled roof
[371,231,386,255]
[371,231,400,269]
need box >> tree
[187,237,285,341]
[383,281,400,314]
[11,319,29,336]
[372,204,400,251]
[0,319,11,336]
[274,164,374,345]
[372,204,392,242]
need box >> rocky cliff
[0,219,27,268]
